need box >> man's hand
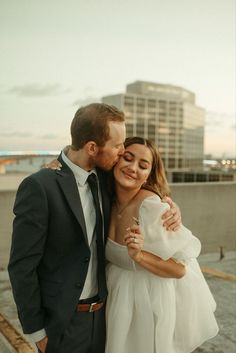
[161,196,182,231]
[36,336,48,353]
[45,159,62,170]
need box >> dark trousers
[44,305,105,353]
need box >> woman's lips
[122,170,136,180]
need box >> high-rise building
[102,81,205,170]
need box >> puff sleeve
[139,195,201,262]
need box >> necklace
[114,194,138,219]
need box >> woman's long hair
[124,137,170,198]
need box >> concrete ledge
[0,313,35,353]
[0,332,16,353]
[201,266,236,282]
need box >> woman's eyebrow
[140,159,151,164]
[124,151,134,156]
[125,151,151,164]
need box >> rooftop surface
[0,252,236,353]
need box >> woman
[105,137,218,353]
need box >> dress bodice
[105,238,136,271]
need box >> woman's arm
[124,225,185,279]
[135,250,186,279]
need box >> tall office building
[102,81,205,170]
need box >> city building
[0,151,59,174]
[102,81,205,171]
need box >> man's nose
[118,144,125,156]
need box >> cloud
[0,131,62,141]
[231,124,236,131]
[205,111,236,134]
[40,134,58,140]
[0,131,33,138]
[72,96,101,107]
[8,83,70,97]
[206,111,236,127]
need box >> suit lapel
[56,154,88,245]
[97,169,111,240]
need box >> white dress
[105,195,219,353]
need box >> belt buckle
[89,302,97,312]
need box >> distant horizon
[0,149,235,160]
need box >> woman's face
[113,143,153,190]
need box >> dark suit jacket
[8,155,111,346]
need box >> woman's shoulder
[137,189,165,211]
[138,190,170,220]
[137,189,161,204]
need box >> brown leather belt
[76,302,104,313]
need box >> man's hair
[71,103,125,150]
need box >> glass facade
[102,81,205,171]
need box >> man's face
[94,121,126,171]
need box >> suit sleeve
[8,176,48,334]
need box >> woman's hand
[124,224,144,263]
[161,196,182,231]
[45,159,62,170]
[124,221,185,278]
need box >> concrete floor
[0,252,236,353]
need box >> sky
[0,0,235,157]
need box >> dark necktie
[87,173,107,299]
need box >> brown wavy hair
[124,137,170,198]
[71,103,125,150]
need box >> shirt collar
[61,150,97,186]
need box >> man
[8,103,180,353]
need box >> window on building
[172,173,184,183]
[196,174,207,182]
[184,173,195,182]
[148,99,156,108]
[168,158,175,169]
